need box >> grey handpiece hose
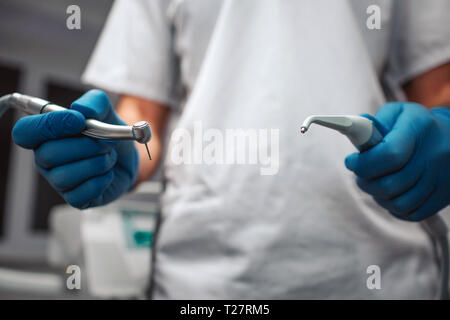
[352,117,449,300]
[301,115,449,299]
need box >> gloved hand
[12,89,139,209]
[345,102,450,221]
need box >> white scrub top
[83,0,450,299]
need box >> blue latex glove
[12,89,139,209]
[345,102,450,221]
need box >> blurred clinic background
[0,0,160,299]
[2,0,449,302]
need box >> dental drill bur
[0,93,152,160]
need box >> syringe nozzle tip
[300,126,307,134]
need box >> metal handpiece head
[132,121,152,144]
[132,121,152,160]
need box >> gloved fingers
[100,167,135,204]
[407,183,450,221]
[373,102,404,131]
[70,89,122,125]
[345,112,417,179]
[114,140,140,180]
[355,155,423,200]
[373,172,435,219]
[62,170,114,209]
[12,110,85,149]
[44,150,118,192]
[35,137,114,169]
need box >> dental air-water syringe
[0,93,152,160]
[301,114,449,300]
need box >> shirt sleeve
[82,0,180,108]
[383,0,450,100]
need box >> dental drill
[301,114,449,299]
[0,93,152,160]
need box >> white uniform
[83,0,450,299]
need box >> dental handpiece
[0,93,152,160]
[300,114,385,151]
[300,114,449,299]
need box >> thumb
[70,89,123,125]
[13,110,85,149]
